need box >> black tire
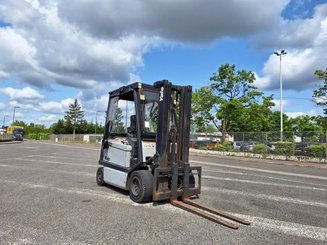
[129,170,153,203]
[96,167,105,186]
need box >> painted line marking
[203,168,327,188]
[1,162,325,209]
[26,154,97,161]
[2,163,324,192]
[0,164,94,177]
[191,160,327,181]
[0,178,326,241]
[14,157,96,168]
[203,175,327,191]
[30,141,99,151]
[202,187,327,208]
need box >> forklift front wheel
[129,170,153,203]
[96,167,105,186]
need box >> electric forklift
[96,80,250,229]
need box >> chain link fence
[48,134,102,143]
[28,131,326,158]
[190,131,327,158]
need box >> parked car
[295,142,310,155]
[190,140,214,149]
[266,142,275,153]
[240,141,260,152]
[232,141,243,149]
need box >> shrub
[253,144,268,154]
[38,133,50,140]
[27,133,50,140]
[306,145,327,159]
[274,142,295,156]
[216,141,233,152]
[27,133,37,139]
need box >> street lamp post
[95,111,98,135]
[12,106,20,125]
[274,50,287,142]
[2,114,8,127]
[94,111,104,135]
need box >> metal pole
[279,55,283,142]
[274,50,286,142]
[12,107,16,125]
[3,115,6,127]
[95,111,97,135]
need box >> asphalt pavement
[0,140,326,244]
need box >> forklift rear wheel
[96,167,105,186]
[129,170,153,203]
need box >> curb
[190,149,327,168]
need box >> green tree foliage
[193,64,275,139]
[13,121,50,136]
[111,107,125,133]
[50,119,65,134]
[314,116,327,131]
[290,115,324,142]
[64,99,85,135]
[313,69,327,115]
[192,86,218,132]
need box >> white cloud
[0,1,159,90]
[13,112,23,119]
[0,0,326,122]
[286,109,317,118]
[254,3,327,91]
[271,99,289,111]
[39,114,57,122]
[0,102,5,110]
[57,0,288,43]
[0,87,44,101]
[4,95,75,115]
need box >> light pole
[95,111,98,135]
[12,106,20,125]
[2,114,8,127]
[274,50,287,142]
[94,111,104,135]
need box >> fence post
[242,132,245,152]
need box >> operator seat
[127,115,137,136]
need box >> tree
[192,86,218,132]
[290,115,324,142]
[313,69,327,115]
[64,99,85,138]
[193,64,264,141]
[50,119,65,134]
[112,107,125,133]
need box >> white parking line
[2,162,325,193]
[0,163,94,177]
[14,158,96,168]
[32,141,99,151]
[203,168,327,187]
[203,175,327,191]
[1,178,326,241]
[236,214,327,242]
[202,187,327,208]
[26,154,97,161]
[191,160,327,180]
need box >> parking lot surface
[0,141,326,244]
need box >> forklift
[96,80,250,229]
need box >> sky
[0,0,326,127]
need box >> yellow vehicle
[7,126,24,141]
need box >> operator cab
[99,83,162,188]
